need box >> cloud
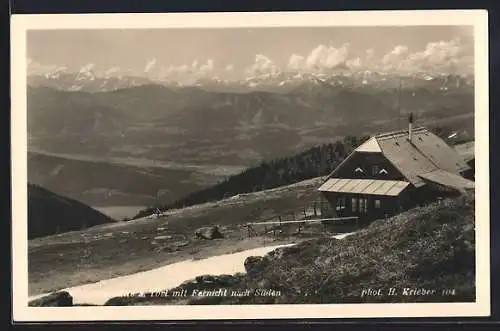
[79,63,95,73]
[246,54,280,76]
[305,45,327,69]
[160,59,215,82]
[405,38,470,72]
[287,54,305,71]
[381,45,409,70]
[200,59,214,73]
[365,48,375,61]
[103,66,122,78]
[346,57,362,69]
[282,38,472,75]
[305,43,350,70]
[144,58,157,73]
[27,59,70,77]
[105,67,120,75]
[384,38,473,74]
[27,59,60,76]
[167,64,190,74]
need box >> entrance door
[351,197,369,214]
[358,197,368,214]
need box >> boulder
[28,291,73,307]
[195,226,224,240]
[244,256,269,275]
[176,241,190,248]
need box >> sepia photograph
[11,10,489,321]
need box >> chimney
[408,112,414,141]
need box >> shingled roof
[327,127,471,189]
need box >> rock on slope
[28,184,116,239]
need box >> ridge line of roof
[374,126,427,140]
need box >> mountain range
[27,66,474,94]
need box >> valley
[27,78,474,208]
[28,150,243,208]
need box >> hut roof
[326,127,471,190]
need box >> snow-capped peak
[43,66,69,80]
[76,64,96,81]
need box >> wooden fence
[242,199,358,239]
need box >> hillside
[27,84,474,166]
[28,184,116,239]
[105,193,475,305]
[29,177,323,295]
[28,151,241,208]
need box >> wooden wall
[320,190,411,221]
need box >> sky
[27,26,474,80]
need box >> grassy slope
[29,177,324,295]
[107,193,475,305]
[28,184,116,239]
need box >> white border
[11,10,490,321]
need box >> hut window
[351,198,357,212]
[375,199,381,208]
[336,197,346,210]
[371,165,379,176]
[359,198,368,213]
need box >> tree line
[133,135,368,219]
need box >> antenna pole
[397,76,402,131]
